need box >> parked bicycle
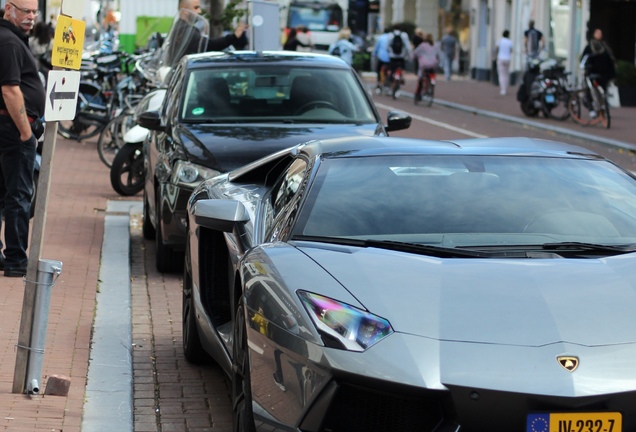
[58,51,151,145]
[568,72,611,129]
[414,69,435,106]
[96,107,137,167]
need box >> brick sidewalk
[0,131,232,432]
[0,136,121,431]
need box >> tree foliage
[205,0,247,37]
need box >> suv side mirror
[385,111,412,132]
[136,110,165,132]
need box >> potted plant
[615,60,636,106]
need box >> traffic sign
[51,14,85,70]
[44,70,81,122]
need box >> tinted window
[294,155,636,246]
[180,66,376,123]
[266,158,308,241]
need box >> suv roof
[184,50,350,69]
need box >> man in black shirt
[180,0,247,54]
[0,0,45,277]
[523,20,544,66]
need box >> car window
[264,158,309,242]
[293,155,636,246]
[179,66,376,123]
[163,64,185,119]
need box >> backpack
[391,33,404,56]
[331,45,341,57]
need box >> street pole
[12,122,59,394]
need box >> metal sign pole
[12,122,59,393]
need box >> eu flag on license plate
[527,414,550,432]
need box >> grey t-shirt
[440,34,458,59]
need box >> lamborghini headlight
[171,160,221,189]
[298,291,393,352]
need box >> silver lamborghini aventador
[182,135,636,432]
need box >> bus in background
[280,0,349,52]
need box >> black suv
[138,50,411,272]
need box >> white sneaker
[500,90,506,95]
[590,110,597,118]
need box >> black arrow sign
[49,80,77,110]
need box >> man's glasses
[9,2,41,16]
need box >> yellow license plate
[527,412,622,432]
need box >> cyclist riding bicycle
[385,27,412,87]
[580,39,615,117]
[581,39,615,92]
[413,33,439,102]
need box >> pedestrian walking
[328,27,357,66]
[496,30,513,95]
[295,25,313,52]
[0,0,46,277]
[283,28,310,51]
[440,27,458,80]
[524,19,544,66]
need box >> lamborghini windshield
[294,154,636,248]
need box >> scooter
[109,127,144,196]
[517,58,570,121]
[109,88,166,196]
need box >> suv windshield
[294,155,636,247]
[180,66,376,123]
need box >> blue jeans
[0,117,36,267]
[444,55,454,80]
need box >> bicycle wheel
[599,103,611,129]
[392,81,400,100]
[97,114,130,168]
[568,89,593,126]
[413,78,422,105]
[422,83,435,107]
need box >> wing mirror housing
[192,199,249,233]
[136,110,165,132]
[385,111,412,132]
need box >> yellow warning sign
[51,15,85,70]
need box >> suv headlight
[171,160,221,189]
[298,291,393,352]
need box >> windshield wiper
[292,235,522,258]
[541,242,636,254]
